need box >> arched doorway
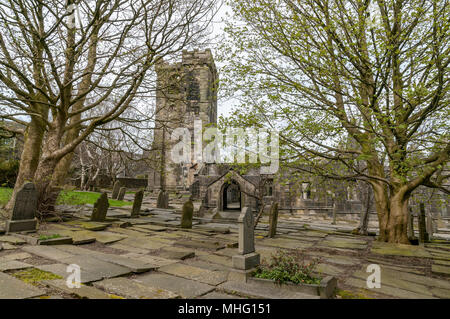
[222,181,241,211]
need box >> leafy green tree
[218,0,449,243]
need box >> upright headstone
[426,212,434,240]
[407,208,415,239]
[6,182,38,233]
[331,202,337,225]
[91,192,110,222]
[111,181,121,199]
[418,203,429,243]
[181,200,194,228]
[268,202,279,238]
[231,207,260,279]
[117,187,126,201]
[130,189,144,218]
[157,190,168,209]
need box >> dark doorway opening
[222,181,241,211]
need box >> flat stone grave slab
[184,259,230,272]
[214,248,238,257]
[42,279,111,299]
[59,255,132,279]
[434,259,450,266]
[0,260,32,271]
[108,227,150,237]
[0,235,27,245]
[0,252,32,261]
[42,229,96,245]
[351,265,450,297]
[370,241,432,258]
[131,224,166,232]
[314,263,345,276]
[107,210,130,218]
[176,239,226,251]
[120,237,170,250]
[65,220,110,231]
[198,254,232,267]
[36,263,103,284]
[218,280,319,299]
[344,277,436,299]
[158,263,228,286]
[121,253,179,268]
[1,243,19,250]
[108,243,150,255]
[94,277,180,299]
[159,247,195,260]
[90,252,156,273]
[135,272,214,298]
[259,237,313,249]
[0,272,45,299]
[195,224,230,233]
[431,264,450,276]
[86,231,128,244]
[23,245,74,261]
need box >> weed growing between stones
[253,249,322,285]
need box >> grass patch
[57,190,131,207]
[0,187,131,208]
[252,249,322,285]
[12,268,62,285]
[0,187,13,207]
[39,234,62,241]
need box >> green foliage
[253,249,322,285]
[0,187,12,207]
[56,190,131,207]
[39,234,61,241]
[0,187,131,207]
[0,160,19,188]
[12,268,62,285]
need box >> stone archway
[219,180,242,211]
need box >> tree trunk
[33,125,63,217]
[5,118,45,211]
[372,182,410,244]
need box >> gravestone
[157,190,169,209]
[331,202,337,225]
[407,208,415,239]
[91,192,110,222]
[5,182,38,233]
[117,187,126,201]
[111,181,121,199]
[231,207,260,281]
[130,190,144,218]
[268,202,279,238]
[181,200,194,229]
[426,212,434,240]
[418,203,429,243]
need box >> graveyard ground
[0,191,449,299]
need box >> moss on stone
[12,268,62,285]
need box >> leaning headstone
[130,190,144,218]
[418,203,429,244]
[6,182,38,233]
[117,187,126,201]
[91,192,110,222]
[157,190,168,209]
[231,207,260,281]
[111,181,121,199]
[268,202,279,238]
[181,200,194,228]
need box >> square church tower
[148,49,218,191]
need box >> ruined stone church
[147,49,449,219]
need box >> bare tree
[0,0,218,215]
